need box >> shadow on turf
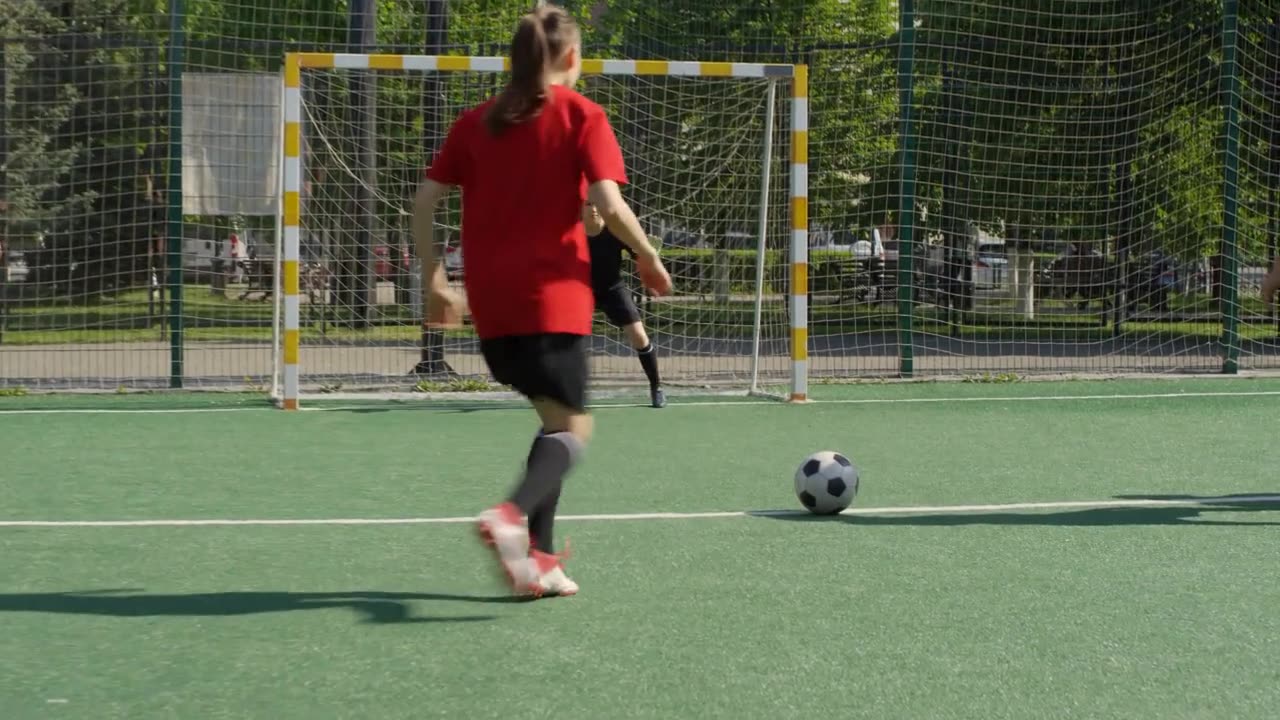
[0,589,525,624]
[1112,493,1278,507]
[323,406,507,416]
[754,495,1280,528]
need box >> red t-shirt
[425,85,628,339]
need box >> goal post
[274,53,808,409]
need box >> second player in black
[584,203,665,408]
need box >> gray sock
[510,431,584,516]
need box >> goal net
[273,54,807,409]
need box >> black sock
[636,343,660,388]
[509,431,583,525]
[528,492,562,554]
[524,430,561,554]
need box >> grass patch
[4,317,1276,347]
[961,372,1023,384]
[3,290,1278,346]
[414,377,497,393]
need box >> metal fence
[2,0,1278,394]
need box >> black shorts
[479,333,589,412]
[594,282,642,327]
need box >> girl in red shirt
[412,5,671,598]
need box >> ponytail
[485,5,579,135]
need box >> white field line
[587,389,1280,408]
[1,495,1277,528]
[0,407,270,415]
[3,389,1280,415]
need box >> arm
[578,108,671,296]
[416,111,468,324]
[582,203,605,237]
[1263,255,1280,312]
[411,178,456,321]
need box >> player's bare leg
[624,321,665,408]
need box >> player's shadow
[0,589,524,625]
[335,406,505,415]
[1112,492,1278,507]
[755,493,1280,528]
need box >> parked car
[372,244,411,281]
[444,242,464,281]
[1039,249,1178,312]
[1129,250,1178,312]
[880,239,950,303]
[4,250,29,283]
[973,242,1008,290]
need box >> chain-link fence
[2,0,1277,395]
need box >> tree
[587,0,900,246]
[1,1,89,253]
[912,0,1224,262]
[4,0,161,296]
[24,0,1257,312]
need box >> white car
[4,251,29,283]
[443,242,464,281]
[973,242,1008,289]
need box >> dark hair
[484,5,580,135]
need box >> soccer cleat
[476,503,536,593]
[529,547,578,597]
[650,386,667,409]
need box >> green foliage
[961,372,1022,385]
[12,0,1279,314]
[3,1,163,297]
[644,248,853,295]
[910,0,1228,259]
[1,1,90,241]
[183,0,349,71]
[414,377,496,393]
[654,249,785,296]
[595,0,899,236]
[1140,104,1222,260]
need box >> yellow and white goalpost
[273,53,808,409]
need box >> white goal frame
[273,52,809,410]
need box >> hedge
[627,249,857,296]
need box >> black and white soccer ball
[794,450,859,515]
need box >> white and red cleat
[529,547,578,598]
[476,503,536,594]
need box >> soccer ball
[794,451,859,515]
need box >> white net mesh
[794,0,1280,380]
[282,63,795,401]
[12,1,1280,398]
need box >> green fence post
[166,0,185,387]
[1220,0,1242,374]
[896,0,917,377]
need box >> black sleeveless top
[587,226,634,289]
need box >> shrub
[628,248,854,296]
